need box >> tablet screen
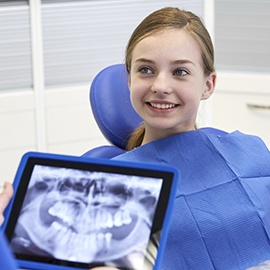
[4,153,177,270]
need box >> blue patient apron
[113,129,270,270]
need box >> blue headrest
[90,64,142,149]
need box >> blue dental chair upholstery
[82,64,142,158]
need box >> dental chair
[82,64,142,158]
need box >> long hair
[125,7,215,151]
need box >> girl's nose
[151,73,172,95]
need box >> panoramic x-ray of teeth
[11,165,163,268]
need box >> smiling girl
[125,7,216,150]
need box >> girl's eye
[139,67,153,74]
[174,69,188,76]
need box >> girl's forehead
[138,28,198,49]
[132,29,202,64]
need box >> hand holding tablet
[2,152,179,270]
[0,181,13,225]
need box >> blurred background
[0,0,269,183]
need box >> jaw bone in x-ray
[11,165,162,266]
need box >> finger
[0,182,13,212]
[0,182,14,226]
[0,214,4,226]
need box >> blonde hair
[125,7,215,151]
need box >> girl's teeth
[150,103,175,109]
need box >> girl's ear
[201,72,216,100]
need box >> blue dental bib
[114,129,270,270]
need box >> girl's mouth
[148,102,178,110]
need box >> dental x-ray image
[10,165,163,269]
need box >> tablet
[2,151,179,270]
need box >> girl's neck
[142,125,196,145]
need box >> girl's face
[129,29,216,144]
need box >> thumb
[0,182,14,226]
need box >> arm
[0,182,13,226]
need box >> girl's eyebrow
[134,58,155,64]
[134,58,195,66]
[172,59,195,66]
